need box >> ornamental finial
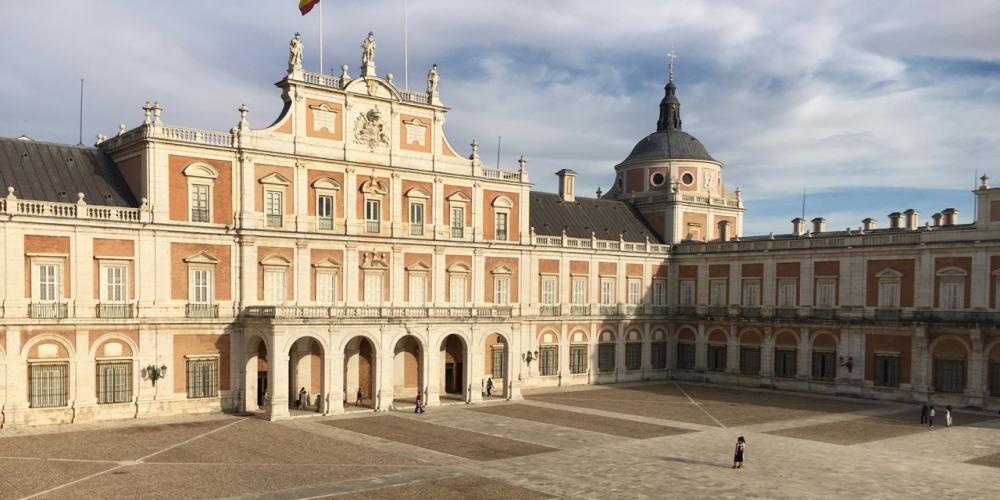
[667,49,677,82]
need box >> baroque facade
[1,34,999,428]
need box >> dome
[624,129,716,163]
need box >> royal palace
[1,33,998,428]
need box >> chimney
[862,217,876,231]
[811,217,826,234]
[941,208,958,226]
[556,169,577,202]
[718,220,731,242]
[888,212,902,229]
[903,209,919,230]
[791,217,806,236]
[931,213,942,227]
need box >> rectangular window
[29,363,68,408]
[34,263,60,302]
[449,274,467,303]
[539,346,558,376]
[491,347,505,379]
[815,279,836,308]
[409,202,424,236]
[679,280,695,305]
[494,277,510,305]
[450,206,464,238]
[186,358,218,399]
[742,280,760,307]
[191,184,210,222]
[940,281,962,310]
[627,278,641,304]
[495,212,508,240]
[778,280,797,307]
[598,344,616,372]
[409,274,427,304]
[365,199,381,233]
[812,351,836,381]
[652,280,666,305]
[541,277,557,305]
[364,273,384,305]
[774,349,797,378]
[874,355,899,387]
[317,194,334,230]
[677,343,696,369]
[190,269,212,304]
[651,342,667,369]
[740,347,761,375]
[317,272,337,304]
[600,278,615,305]
[933,358,963,393]
[708,345,727,372]
[625,343,642,370]
[264,270,285,304]
[102,265,127,303]
[710,280,727,306]
[265,190,283,227]
[97,361,133,404]
[878,281,900,308]
[572,277,587,304]
[570,345,588,374]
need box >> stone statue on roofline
[289,33,304,71]
[361,31,376,66]
[427,64,439,94]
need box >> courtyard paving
[0,381,997,499]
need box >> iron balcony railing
[190,208,210,223]
[29,302,68,319]
[451,226,464,238]
[410,224,424,236]
[365,220,381,233]
[265,214,283,227]
[186,303,219,318]
[97,303,134,319]
[317,217,333,230]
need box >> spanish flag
[299,0,319,15]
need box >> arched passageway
[288,336,325,412]
[441,334,467,400]
[393,335,424,404]
[483,333,509,398]
[345,336,376,408]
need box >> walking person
[486,377,495,397]
[920,404,928,425]
[415,392,425,414]
[945,405,953,427]
[356,387,364,407]
[298,387,307,410]
[732,436,746,469]
[928,405,935,428]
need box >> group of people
[920,404,954,428]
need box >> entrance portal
[345,336,376,408]
[440,334,467,399]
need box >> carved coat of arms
[354,108,390,151]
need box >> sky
[1,0,998,235]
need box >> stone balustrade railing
[674,230,938,255]
[1,197,143,222]
[533,234,670,254]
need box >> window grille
[491,347,505,379]
[191,184,210,222]
[740,347,761,375]
[774,349,797,378]
[933,358,963,393]
[651,342,667,369]
[450,206,464,238]
[186,358,219,399]
[495,212,508,240]
[811,351,836,381]
[598,344,616,372]
[570,345,588,374]
[708,345,727,372]
[317,195,334,230]
[97,361,133,404]
[539,346,558,376]
[265,190,283,227]
[874,355,899,387]
[409,202,424,236]
[30,363,68,408]
[625,343,641,370]
[677,343,696,369]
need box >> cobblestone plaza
[2,382,998,499]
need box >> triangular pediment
[259,172,291,186]
[183,251,219,264]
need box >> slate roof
[530,191,661,243]
[623,129,717,163]
[0,137,137,207]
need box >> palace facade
[1,34,998,427]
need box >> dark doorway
[257,371,268,406]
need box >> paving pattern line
[222,466,462,500]
[0,455,121,464]
[674,382,727,428]
[19,417,249,500]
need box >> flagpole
[404,0,409,89]
[319,0,324,74]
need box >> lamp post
[142,364,169,385]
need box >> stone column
[328,337,345,415]
[391,246,404,305]
[910,326,929,398]
[344,243,358,305]
[760,327,775,384]
[295,240,310,304]
[240,237,257,307]
[726,324,739,375]
[467,328,484,403]
[433,246,445,306]
[967,328,985,406]
[426,330,442,406]
[695,324,707,372]
[267,353,291,420]
[472,249,485,305]
[797,327,811,383]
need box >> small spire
[656,50,682,132]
